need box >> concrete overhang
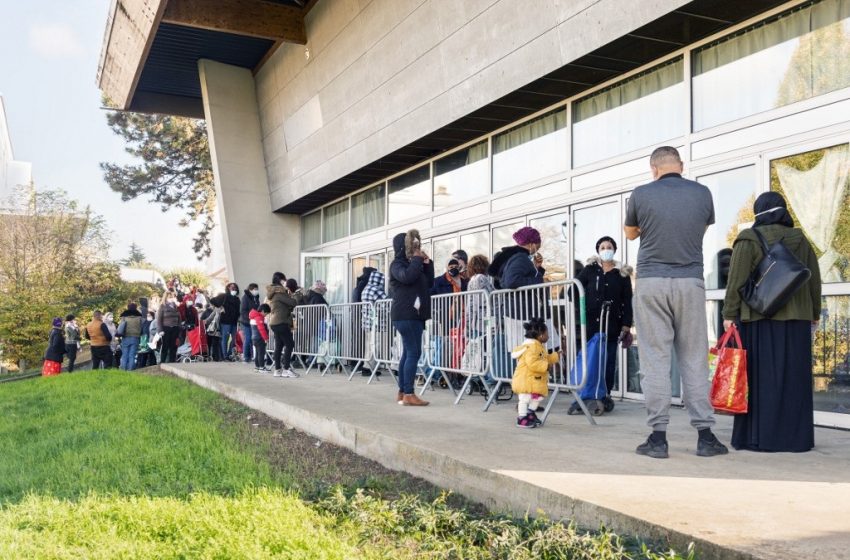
[96,0,310,118]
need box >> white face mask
[599,249,615,262]
[251,289,259,296]
[230,290,237,296]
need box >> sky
[0,0,201,270]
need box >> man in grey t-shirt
[624,146,728,459]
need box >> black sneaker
[636,436,669,459]
[528,411,542,427]
[697,434,729,457]
[516,415,536,429]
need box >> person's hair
[595,236,617,253]
[649,146,681,167]
[247,283,258,291]
[272,272,286,285]
[65,314,75,321]
[259,303,271,313]
[127,302,138,311]
[227,282,239,292]
[467,254,490,276]
[285,278,298,291]
[93,310,103,319]
[523,317,548,339]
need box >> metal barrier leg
[482,380,503,412]
[346,360,364,381]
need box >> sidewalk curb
[160,363,757,560]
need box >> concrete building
[98,0,850,428]
[0,96,33,203]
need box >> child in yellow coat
[511,318,560,428]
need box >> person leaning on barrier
[722,192,821,453]
[569,236,634,414]
[390,229,434,406]
[624,145,727,459]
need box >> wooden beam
[162,0,306,44]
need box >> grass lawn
[0,371,693,559]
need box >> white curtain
[494,109,566,153]
[351,184,385,234]
[301,211,322,248]
[776,144,850,281]
[322,200,349,242]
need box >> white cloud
[28,22,85,59]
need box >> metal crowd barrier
[425,290,491,404]
[370,299,431,386]
[292,303,330,375]
[486,279,592,424]
[322,302,373,379]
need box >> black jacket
[352,267,376,303]
[44,328,66,362]
[431,273,467,295]
[240,290,260,325]
[304,289,328,306]
[500,248,545,290]
[489,246,542,289]
[575,258,634,338]
[221,293,241,325]
[389,232,435,321]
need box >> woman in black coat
[390,229,434,406]
[574,236,634,409]
[220,282,241,360]
[43,317,67,374]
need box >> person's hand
[533,253,544,268]
[621,326,630,334]
[723,319,733,331]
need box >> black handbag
[738,227,811,317]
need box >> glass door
[302,253,348,305]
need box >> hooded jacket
[352,267,376,303]
[44,328,67,362]
[304,289,328,306]
[723,224,821,322]
[361,271,387,330]
[221,292,241,325]
[266,284,301,327]
[575,256,634,338]
[248,308,269,342]
[510,339,558,396]
[488,246,529,289]
[240,289,260,325]
[118,308,144,338]
[389,230,435,321]
[500,247,545,290]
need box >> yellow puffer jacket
[510,339,558,396]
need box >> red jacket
[248,309,269,342]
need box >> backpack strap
[751,227,771,255]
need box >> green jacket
[265,285,302,327]
[723,224,821,322]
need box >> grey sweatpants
[634,277,715,431]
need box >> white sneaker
[280,368,299,378]
[273,369,282,377]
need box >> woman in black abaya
[721,191,821,452]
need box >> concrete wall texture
[254,0,690,211]
[199,60,300,287]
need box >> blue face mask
[599,249,615,262]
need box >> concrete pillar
[198,59,299,289]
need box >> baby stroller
[180,320,211,363]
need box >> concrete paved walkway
[161,362,850,560]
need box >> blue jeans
[394,320,424,395]
[240,324,253,362]
[120,337,139,370]
[221,323,236,359]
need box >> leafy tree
[161,268,212,293]
[100,111,215,260]
[0,186,148,369]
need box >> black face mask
[448,268,460,277]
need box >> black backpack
[739,228,811,317]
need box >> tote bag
[709,324,748,414]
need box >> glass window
[493,109,568,192]
[813,295,850,417]
[432,237,457,273]
[388,165,430,223]
[369,252,386,277]
[697,166,758,289]
[322,199,349,243]
[573,58,684,168]
[433,141,489,209]
[304,255,347,305]
[530,212,571,281]
[460,230,489,261]
[492,223,523,257]
[572,201,621,269]
[693,0,850,131]
[771,143,850,282]
[351,184,385,235]
[301,211,322,249]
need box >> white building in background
[0,96,33,203]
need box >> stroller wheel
[180,357,191,364]
[603,396,615,413]
[567,401,581,415]
[590,400,605,416]
[465,382,474,395]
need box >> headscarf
[753,192,794,228]
[312,280,327,294]
[52,317,63,329]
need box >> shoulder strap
[751,227,770,255]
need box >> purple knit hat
[512,226,541,246]
[52,317,63,328]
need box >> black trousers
[65,344,78,372]
[91,345,113,370]
[253,338,267,369]
[160,326,180,363]
[270,323,294,370]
